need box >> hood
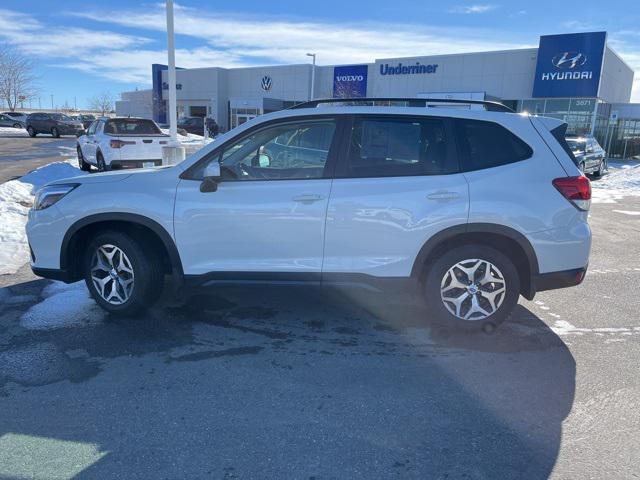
[48,165,175,187]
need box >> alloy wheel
[90,244,135,305]
[440,258,506,321]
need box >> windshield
[566,139,586,152]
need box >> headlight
[33,184,79,210]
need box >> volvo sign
[333,65,368,98]
[532,32,606,98]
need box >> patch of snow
[0,126,28,136]
[612,210,640,216]
[591,162,640,204]
[20,281,104,330]
[0,161,87,275]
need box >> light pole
[162,0,185,164]
[50,94,54,111]
[306,53,316,101]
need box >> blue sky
[1,0,640,108]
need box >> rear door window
[455,119,533,171]
[340,116,456,178]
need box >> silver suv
[27,99,592,330]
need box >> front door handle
[292,194,325,203]
[427,191,460,201]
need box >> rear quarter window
[455,119,533,172]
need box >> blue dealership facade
[117,31,636,155]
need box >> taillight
[110,139,135,148]
[553,175,591,211]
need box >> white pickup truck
[76,117,170,171]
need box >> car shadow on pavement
[0,282,575,479]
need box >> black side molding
[31,267,72,283]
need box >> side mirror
[200,162,221,193]
[258,153,271,167]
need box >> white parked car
[27,99,592,330]
[2,111,28,125]
[76,117,169,171]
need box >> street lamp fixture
[306,53,316,101]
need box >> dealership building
[117,31,639,157]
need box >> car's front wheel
[84,231,164,316]
[423,245,520,331]
[51,127,60,138]
[27,126,36,137]
[13,123,21,129]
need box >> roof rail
[290,97,514,113]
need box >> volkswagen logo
[260,76,273,91]
[552,51,587,69]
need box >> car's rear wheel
[84,231,164,316]
[423,245,520,331]
[96,152,108,172]
[77,146,91,171]
[27,126,36,137]
[51,127,60,138]
[594,158,607,177]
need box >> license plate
[143,162,155,168]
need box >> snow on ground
[0,160,86,275]
[591,160,640,204]
[0,126,28,137]
[20,281,104,330]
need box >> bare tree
[88,91,114,116]
[0,43,38,111]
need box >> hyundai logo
[552,52,587,69]
[261,76,273,91]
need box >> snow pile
[20,281,104,330]
[592,162,640,204]
[0,126,28,137]
[0,161,86,275]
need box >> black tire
[27,126,36,137]
[13,123,21,129]
[594,158,607,178]
[84,230,164,316]
[77,146,91,172]
[423,244,520,331]
[96,152,108,172]
[51,127,60,138]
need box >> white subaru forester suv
[26,99,591,330]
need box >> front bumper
[532,266,587,293]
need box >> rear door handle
[292,194,325,203]
[427,191,460,201]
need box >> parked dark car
[79,114,96,129]
[177,116,204,135]
[566,134,607,177]
[25,112,85,138]
[0,113,25,128]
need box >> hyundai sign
[333,65,368,98]
[532,32,607,98]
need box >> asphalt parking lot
[0,134,77,183]
[0,140,639,479]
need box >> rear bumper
[110,159,162,169]
[533,266,587,293]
